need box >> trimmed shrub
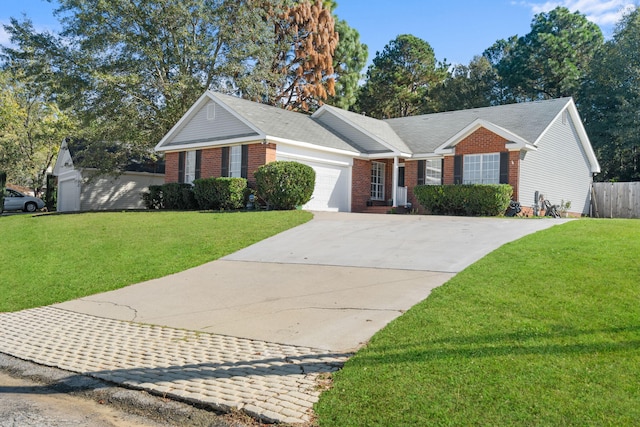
[254,161,315,210]
[142,183,196,210]
[193,177,246,210]
[142,185,164,209]
[414,184,513,216]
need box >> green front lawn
[0,210,312,312]
[316,219,640,426]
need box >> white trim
[273,151,351,167]
[268,135,359,157]
[159,136,263,153]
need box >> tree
[355,34,447,119]
[325,2,368,110]
[0,70,76,195]
[580,7,640,181]
[265,0,339,111]
[429,56,497,112]
[2,0,288,172]
[496,7,604,101]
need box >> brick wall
[442,127,520,200]
[165,152,179,183]
[163,143,273,185]
[351,158,371,212]
[247,143,277,184]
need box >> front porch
[352,157,413,214]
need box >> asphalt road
[0,354,259,427]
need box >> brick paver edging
[0,307,350,424]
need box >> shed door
[275,156,350,212]
[57,176,80,212]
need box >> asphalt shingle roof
[211,92,359,153]
[385,98,571,154]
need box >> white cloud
[517,0,638,28]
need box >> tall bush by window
[254,161,315,210]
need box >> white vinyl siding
[170,101,256,145]
[425,159,442,185]
[371,162,385,200]
[75,171,165,212]
[519,112,593,214]
[463,153,500,184]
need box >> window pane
[229,146,242,177]
[463,154,482,184]
[425,159,442,185]
[184,151,196,184]
[482,153,500,184]
[371,162,385,200]
[463,153,500,184]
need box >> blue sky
[1,0,638,66]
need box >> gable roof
[155,92,599,173]
[385,97,572,155]
[312,105,411,155]
[156,91,359,155]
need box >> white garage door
[276,156,350,212]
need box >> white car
[2,188,45,212]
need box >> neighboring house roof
[156,92,600,173]
[54,138,165,175]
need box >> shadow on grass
[359,325,640,363]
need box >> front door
[371,161,385,201]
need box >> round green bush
[254,161,315,210]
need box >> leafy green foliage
[580,8,640,182]
[0,210,312,311]
[317,219,640,426]
[0,69,76,194]
[255,161,315,210]
[414,184,513,216]
[193,177,247,210]
[495,7,603,100]
[355,34,448,118]
[326,16,368,110]
[150,183,197,210]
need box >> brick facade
[449,128,520,200]
[351,158,371,212]
[164,143,276,186]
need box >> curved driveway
[57,212,569,352]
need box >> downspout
[392,156,399,207]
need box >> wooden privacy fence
[591,182,640,218]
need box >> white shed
[53,139,165,212]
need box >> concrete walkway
[0,213,569,424]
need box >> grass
[316,219,640,426]
[0,210,312,312]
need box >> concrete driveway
[56,212,569,352]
